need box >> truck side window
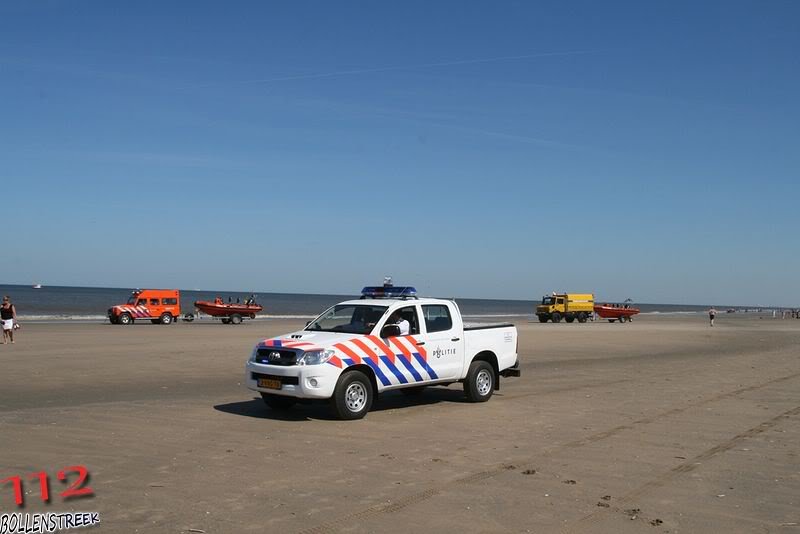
[150,299,159,306]
[395,306,420,335]
[162,298,177,305]
[137,299,147,306]
[423,305,452,333]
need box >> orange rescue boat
[594,301,640,323]
[194,299,263,324]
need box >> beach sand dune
[1,314,798,532]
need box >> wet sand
[1,314,799,533]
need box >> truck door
[420,303,463,380]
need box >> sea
[0,284,727,322]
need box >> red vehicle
[193,297,262,325]
[108,289,181,325]
[594,302,640,323]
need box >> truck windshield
[542,297,555,305]
[127,295,139,305]
[305,304,388,334]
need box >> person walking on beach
[708,306,717,327]
[1,295,17,344]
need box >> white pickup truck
[244,286,520,419]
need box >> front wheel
[463,360,494,402]
[619,316,627,323]
[537,315,548,323]
[551,312,562,323]
[332,371,373,420]
[118,313,132,325]
[160,313,173,325]
[230,314,242,325]
[261,393,296,410]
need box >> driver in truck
[390,310,410,335]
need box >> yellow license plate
[258,378,282,390]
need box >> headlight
[249,345,260,362]
[297,349,336,366]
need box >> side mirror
[381,324,401,338]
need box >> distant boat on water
[32,283,43,289]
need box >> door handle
[451,337,460,342]
[415,341,425,346]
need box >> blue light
[361,286,417,298]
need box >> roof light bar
[360,286,417,299]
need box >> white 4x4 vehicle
[245,286,520,419]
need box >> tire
[551,312,562,323]
[160,313,173,325]
[331,370,373,420]
[618,316,627,324]
[118,313,132,325]
[537,315,548,323]
[463,360,494,403]
[400,386,426,397]
[230,314,242,325]
[183,314,194,322]
[221,318,230,324]
[565,316,575,323]
[577,312,588,323]
[260,393,297,410]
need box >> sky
[2,1,798,306]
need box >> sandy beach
[1,314,798,533]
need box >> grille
[251,372,299,386]
[255,348,298,366]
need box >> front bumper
[245,361,340,400]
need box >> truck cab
[536,292,594,323]
[244,285,520,419]
[108,289,181,325]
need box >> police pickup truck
[245,285,520,419]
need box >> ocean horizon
[0,284,769,322]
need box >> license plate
[258,378,282,390]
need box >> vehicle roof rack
[360,286,418,300]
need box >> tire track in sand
[296,370,800,534]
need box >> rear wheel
[260,393,296,410]
[230,313,243,325]
[619,316,627,324]
[160,313,173,325]
[221,318,231,324]
[565,316,575,323]
[537,315,548,323]
[118,313,132,325]
[551,312,562,323]
[608,319,615,323]
[577,312,588,323]
[332,371,373,420]
[464,360,494,402]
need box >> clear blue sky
[2,1,798,306]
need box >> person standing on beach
[1,295,17,344]
[708,306,717,327]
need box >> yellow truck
[536,293,594,323]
